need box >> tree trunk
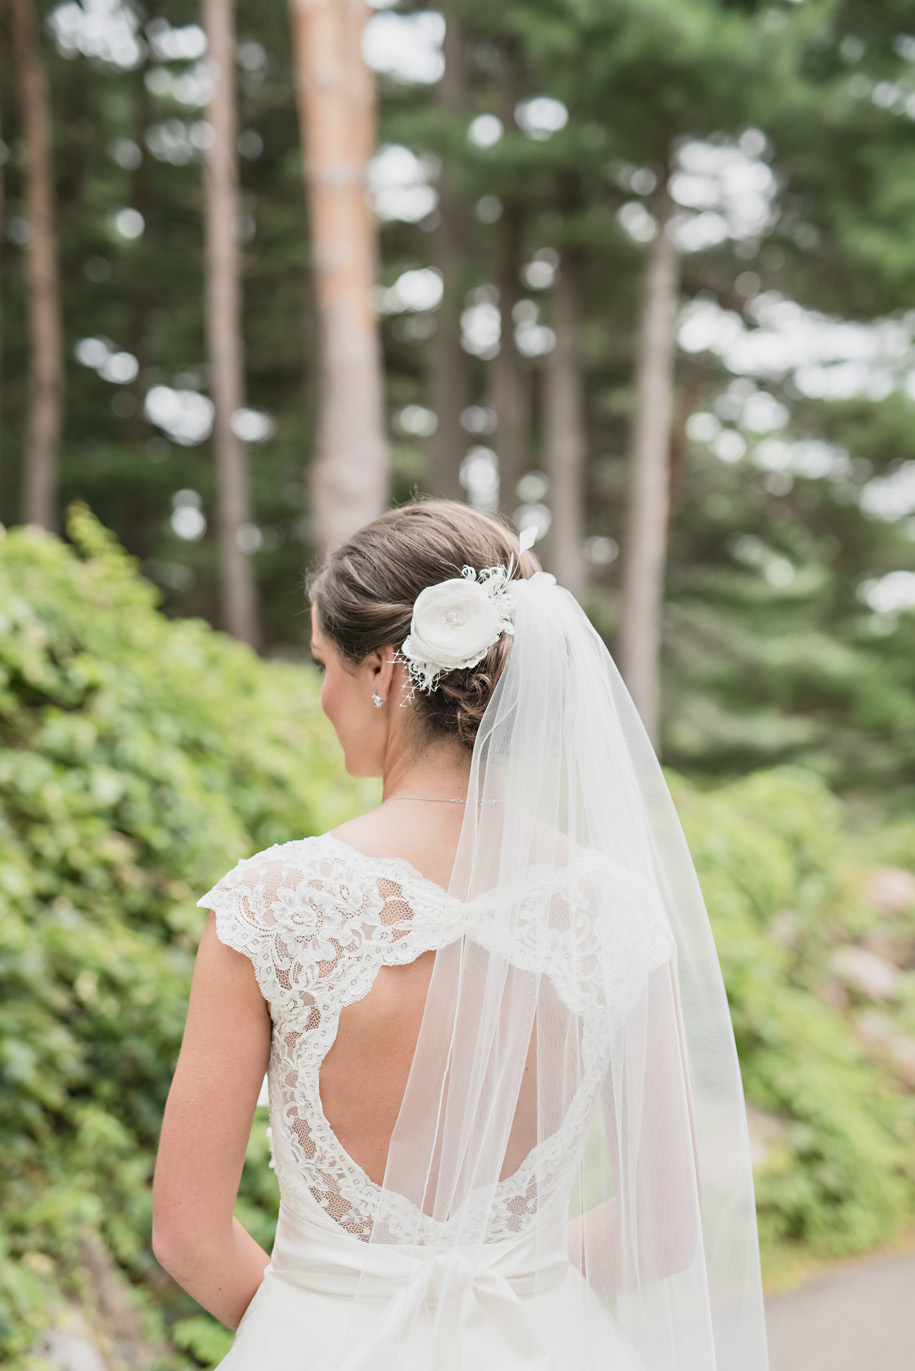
[126,59,152,452]
[491,200,528,515]
[117,57,154,555]
[543,250,587,600]
[426,5,470,502]
[10,0,63,532]
[290,0,388,555]
[203,0,260,648]
[618,176,679,750]
[0,103,5,515]
[490,41,527,515]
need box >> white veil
[344,569,769,1370]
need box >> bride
[153,499,770,1370]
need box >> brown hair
[307,500,539,752]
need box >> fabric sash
[267,1202,572,1371]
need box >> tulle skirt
[217,1203,642,1370]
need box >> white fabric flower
[401,565,516,692]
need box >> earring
[371,692,384,708]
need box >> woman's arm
[153,913,272,1329]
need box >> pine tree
[290,0,388,554]
[427,4,472,502]
[203,0,261,647]
[543,246,587,599]
[8,0,63,531]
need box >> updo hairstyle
[307,500,539,752]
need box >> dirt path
[764,1248,915,1371]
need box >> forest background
[2,0,915,1367]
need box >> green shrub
[673,768,915,1268]
[0,510,369,1364]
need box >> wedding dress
[196,570,769,1370]
[198,833,658,1370]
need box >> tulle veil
[341,568,770,1371]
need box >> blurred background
[1,0,914,1367]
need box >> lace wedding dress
[197,831,668,1370]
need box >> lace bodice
[197,833,672,1245]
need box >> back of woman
[153,500,770,1371]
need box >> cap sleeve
[196,840,319,1005]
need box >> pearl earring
[371,692,384,708]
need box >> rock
[890,1038,915,1089]
[815,978,849,1013]
[861,927,915,969]
[30,1237,169,1371]
[827,945,901,1002]
[30,1327,107,1371]
[864,866,915,918]
[854,1009,915,1089]
[853,1008,898,1052]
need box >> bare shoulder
[329,805,463,890]
[329,807,388,853]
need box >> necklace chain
[385,795,467,803]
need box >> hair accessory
[518,523,539,553]
[400,564,516,695]
[371,692,384,708]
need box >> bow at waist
[269,1202,570,1371]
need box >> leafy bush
[1,513,912,1363]
[0,510,368,1365]
[673,768,915,1272]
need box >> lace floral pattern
[197,834,672,1244]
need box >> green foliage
[673,767,915,1266]
[171,1317,234,1366]
[0,509,369,1365]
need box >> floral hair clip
[400,563,516,694]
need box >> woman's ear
[368,646,398,705]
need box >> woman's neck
[380,744,471,803]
